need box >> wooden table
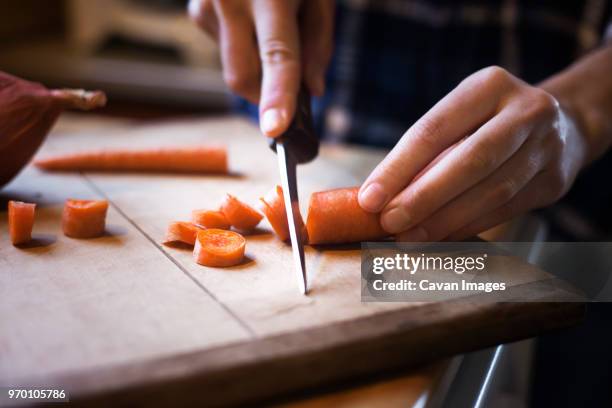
[0,115,583,407]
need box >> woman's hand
[188,0,334,137]
[358,66,589,241]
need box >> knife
[268,86,319,294]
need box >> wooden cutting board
[0,115,583,407]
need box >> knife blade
[276,142,307,294]
[268,86,319,294]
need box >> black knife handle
[268,85,319,164]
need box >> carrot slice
[258,185,290,241]
[306,187,388,245]
[8,200,36,245]
[34,146,228,174]
[163,221,203,246]
[191,210,231,229]
[220,194,263,230]
[62,199,108,238]
[193,229,246,267]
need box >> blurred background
[0,0,229,117]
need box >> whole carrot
[35,146,228,174]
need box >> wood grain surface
[0,115,584,407]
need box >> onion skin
[0,71,106,187]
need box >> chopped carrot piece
[191,209,231,229]
[306,187,388,245]
[259,185,289,241]
[62,199,108,238]
[220,194,263,231]
[34,146,228,174]
[193,229,246,267]
[8,200,36,245]
[163,221,203,246]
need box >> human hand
[189,0,334,137]
[358,66,589,241]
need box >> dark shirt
[319,0,611,147]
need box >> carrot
[220,194,263,231]
[258,185,289,241]
[34,146,228,174]
[305,187,388,245]
[8,200,36,245]
[193,229,246,267]
[163,221,203,246]
[191,209,231,229]
[62,199,108,238]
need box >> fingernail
[396,226,429,242]
[359,184,388,212]
[382,207,411,233]
[260,108,285,137]
[187,0,199,19]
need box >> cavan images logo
[368,252,507,295]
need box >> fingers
[359,66,515,213]
[192,0,332,137]
[252,0,302,137]
[380,104,532,234]
[189,0,218,39]
[444,172,554,241]
[396,136,548,242]
[215,1,261,103]
[300,0,335,96]
[189,0,261,103]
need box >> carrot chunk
[8,200,36,245]
[34,146,228,174]
[220,194,263,231]
[163,221,203,246]
[62,199,108,238]
[306,187,388,245]
[259,185,290,241]
[191,209,231,229]
[193,229,246,267]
